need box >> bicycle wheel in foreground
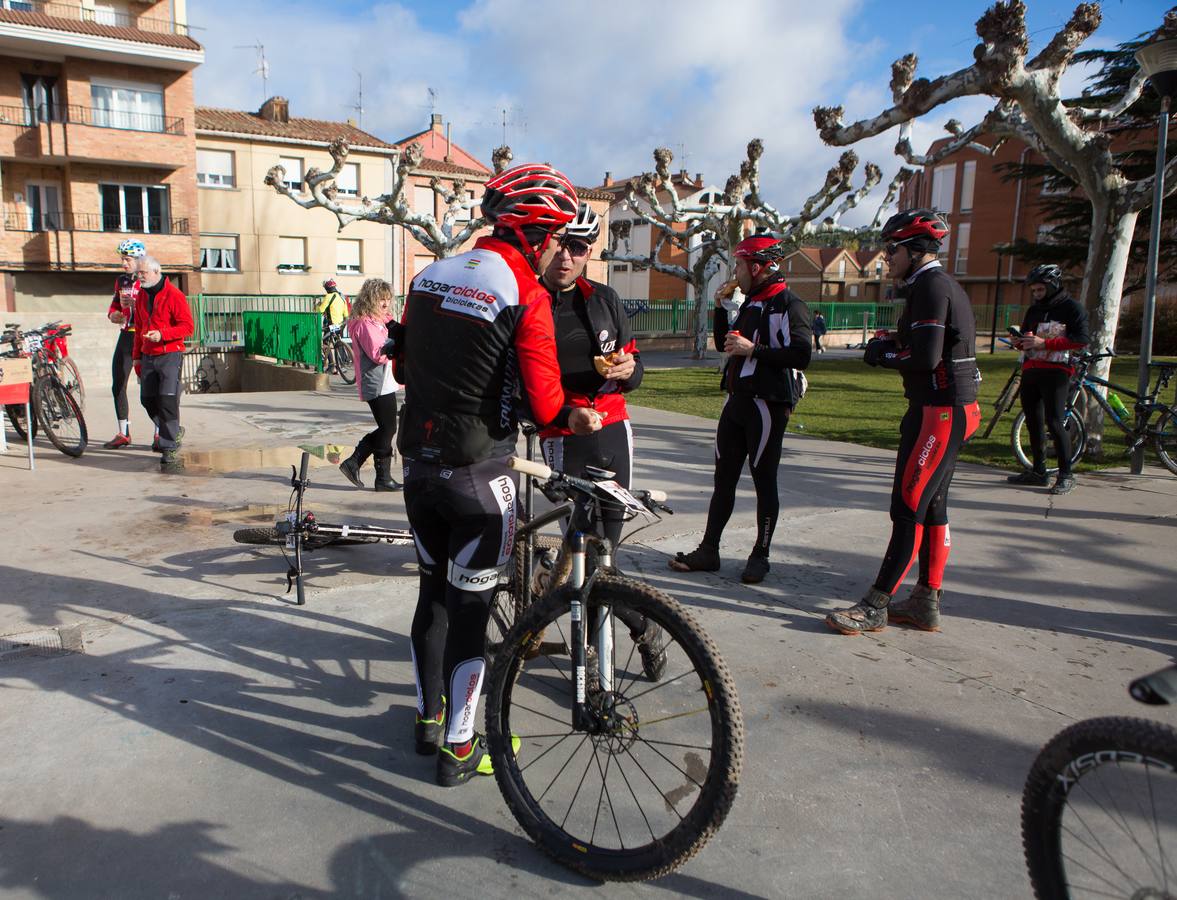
[1011,409,1086,475]
[232,525,375,550]
[33,378,86,457]
[1021,715,1177,900]
[334,342,356,385]
[486,575,743,881]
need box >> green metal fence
[242,311,323,371]
[193,294,317,347]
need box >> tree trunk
[692,277,709,359]
[1078,194,1139,458]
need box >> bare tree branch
[1069,67,1147,122]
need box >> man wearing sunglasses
[826,208,980,636]
[537,204,666,680]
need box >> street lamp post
[1131,38,1177,475]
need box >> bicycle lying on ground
[1010,349,1177,475]
[1021,663,1177,899]
[321,325,355,385]
[488,455,743,881]
[2,322,88,457]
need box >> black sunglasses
[558,237,592,257]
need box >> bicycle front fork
[567,532,616,732]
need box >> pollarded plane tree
[813,0,1177,455]
[265,139,517,259]
[603,140,904,358]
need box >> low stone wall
[240,357,329,393]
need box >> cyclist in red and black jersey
[1008,264,1089,494]
[670,235,813,585]
[103,239,147,449]
[394,163,601,787]
[826,209,981,635]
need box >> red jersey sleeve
[514,287,565,426]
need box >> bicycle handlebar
[509,456,551,479]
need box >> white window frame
[90,76,165,133]
[453,189,474,223]
[848,283,859,298]
[837,258,847,279]
[954,222,971,274]
[336,239,362,274]
[413,185,435,215]
[931,163,957,215]
[196,148,235,188]
[279,156,304,192]
[200,233,240,272]
[959,160,977,212]
[100,182,170,233]
[25,181,62,231]
[336,162,359,197]
[278,236,307,272]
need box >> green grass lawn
[631,352,1175,471]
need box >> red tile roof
[195,107,397,150]
[0,8,201,51]
[394,126,490,174]
[415,157,493,179]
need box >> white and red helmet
[481,163,579,233]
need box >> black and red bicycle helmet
[734,235,787,269]
[880,208,949,246]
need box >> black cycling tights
[874,402,979,596]
[111,330,134,421]
[1020,368,1071,477]
[702,395,790,558]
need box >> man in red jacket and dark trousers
[132,255,194,472]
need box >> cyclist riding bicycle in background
[1008,263,1089,495]
[103,239,148,449]
[826,209,980,636]
[537,202,666,681]
[393,163,601,787]
[316,279,350,333]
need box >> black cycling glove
[863,337,898,367]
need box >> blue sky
[191,1,1169,222]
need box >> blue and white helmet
[117,239,146,258]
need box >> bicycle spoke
[535,732,591,804]
[559,740,600,830]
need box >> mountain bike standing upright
[485,455,744,881]
[1010,349,1177,475]
[2,323,87,457]
[322,325,355,385]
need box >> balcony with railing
[0,1,190,37]
[0,104,183,134]
[3,207,190,236]
[0,102,186,162]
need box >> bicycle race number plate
[597,480,651,517]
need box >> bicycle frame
[1072,355,1177,446]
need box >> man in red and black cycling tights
[670,235,813,585]
[538,202,666,681]
[826,209,980,635]
[394,163,601,787]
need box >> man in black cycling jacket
[394,163,600,787]
[826,209,980,635]
[670,235,813,584]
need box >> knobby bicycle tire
[33,377,87,457]
[334,343,356,385]
[232,525,376,549]
[5,402,37,440]
[1011,409,1086,474]
[487,534,562,669]
[486,575,744,882]
[1021,715,1177,900]
[1154,409,1177,476]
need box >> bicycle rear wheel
[334,342,356,385]
[486,575,743,881]
[232,525,375,549]
[33,378,86,457]
[487,535,562,668]
[1011,409,1086,474]
[981,371,1020,439]
[1154,410,1177,476]
[1021,716,1177,900]
[56,357,84,410]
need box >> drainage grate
[0,625,85,662]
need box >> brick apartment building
[782,247,888,304]
[0,0,203,313]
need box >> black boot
[339,445,371,489]
[373,453,402,492]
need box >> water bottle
[1107,391,1129,422]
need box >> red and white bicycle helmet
[481,163,578,232]
[880,208,949,247]
[734,235,788,270]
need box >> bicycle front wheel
[334,342,356,385]
[1154,410,1177,476]
[33,378,87,457]
[232,525,374,549]
[486,575,743,881]
[1011,409,1086,474]
[1021,716,1177,900]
